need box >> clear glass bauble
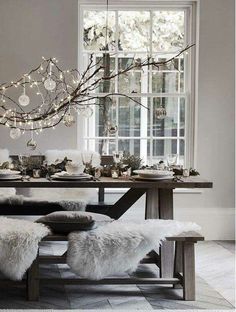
[27,138,37,150]
[44,78,56,91]
[155,107,167,120]
[108,124,118,135]
[78,106,93,118]
[10,128,21,139]
[18,94,30,106]
[63,113,75,127]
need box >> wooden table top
[0,176,213,189]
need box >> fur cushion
[36,211,113,234]
[67,219,201,280]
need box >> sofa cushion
[36,211,113,234]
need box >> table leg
[145,188,175,278]
[159,189,174,278]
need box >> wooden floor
[0,240,234,310]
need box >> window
[79,1,196,166]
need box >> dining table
[0,175,213,278]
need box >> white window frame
[77,0,199,167]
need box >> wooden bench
[26,231,204,301]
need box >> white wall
[0,0,234,239]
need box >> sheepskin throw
[1,187,98,211]
[0,217,50,280]
[67,219,201,280]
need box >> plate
[54,172,90,177]
[133,175,174,181]
[0,169,21,177]
[51,175,92,181]
[0,175,22,180]
[133,169,174,179]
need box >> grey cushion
[36,211,113,234]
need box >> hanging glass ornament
[10,128,21,139]
[18,77,30,106]
[78,106,93,118]
[155,106,167,120]
[108,124,118,135]
[27,138,37,150]
[27,124,37,150]
[63,112,75,127]
[44,77,56,91]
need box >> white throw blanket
[67,219,201,280]
[0,217,50,280]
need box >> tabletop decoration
[121,152,143,174]
[172,167,200,176]
[0,161,10,169]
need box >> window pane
[118,139,140,155]
[118,11,150,51]
[95,100,117,137]
[150,139,177,163]
[152,11,185,52]
[86,139,116,155]
[152,72,179,93]
[94,54,115,93]
[152,56,180,71]
[83,11,116,51]
[153,97,178,137]
[118,97,141,137]
[179,139,185,165]
[118,55,149,93]
[180,98,185,136]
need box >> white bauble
[18,94,30,106]
[10,128,21,139]
[44,78,56,91]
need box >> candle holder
[111,168,119,179]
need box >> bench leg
[173,241,183,289]
[182,242,195,301]
[27,252,39,301]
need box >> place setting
[132,169,174,181]
[0,169,22,180]
[50,171,93,181]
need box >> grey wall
[0,0,234,238]
[0,0,78,153]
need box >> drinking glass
[166,154,178,167]
[18,154,29,179]
[113,151,123,164]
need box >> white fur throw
[0,217,50,280]
[0,187,99,211]
[67,219,201,280]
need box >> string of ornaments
[0,45,193,150]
